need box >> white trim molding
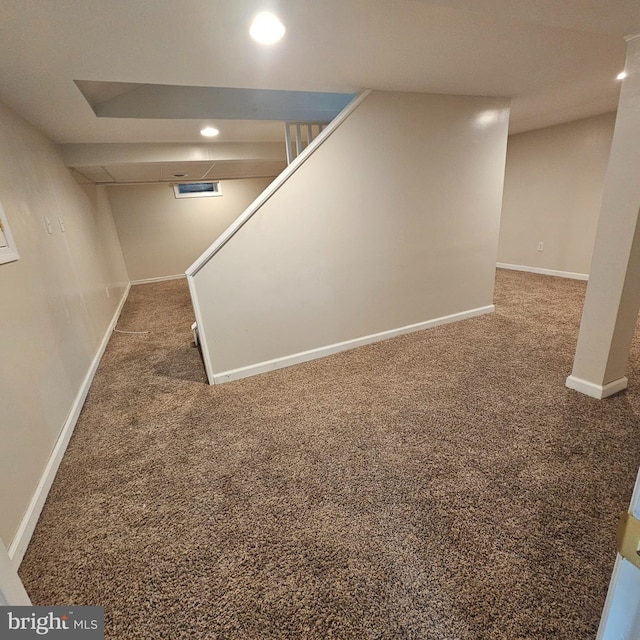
[8,283,131,569]
[565,375,628,399]
[187,275,215,384]
[497,263,589,281]
[130,274,186,285]
[0,541,30,605]
[212,305,495,384]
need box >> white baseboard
[565,374,628,399]
[130,274,186,285]
[0,540,31,605]
[496,263,589,281]
[8,283,131,569]
[213,305,495,384]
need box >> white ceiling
[72,160,288,185]
[0,0,638,181]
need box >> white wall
[0,101,128,550]
[191,90,510,381]
[107,178,274,282]
[498,112,616,276]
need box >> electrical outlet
[537,241,544,252]
[44,216,53,234]
[58,217,66,232]
[105,286,110,298]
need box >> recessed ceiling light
[617,71,628,80]
[250,11,285,44]
[200,127,219,137]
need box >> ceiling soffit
[75,81,357,122]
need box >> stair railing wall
[285,122,329,164]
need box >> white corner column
[567,35,640,399]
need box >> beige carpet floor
[19,269,640,639]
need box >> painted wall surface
[192,90,510,378]
[0,102,128,547]
[497,112,616,275]
[107,178,274,282]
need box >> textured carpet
[19,270,640,639]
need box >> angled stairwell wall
[187,90,510,383]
